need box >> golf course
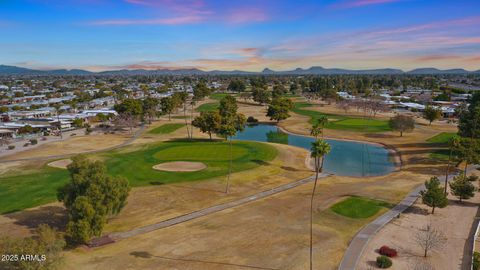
[0,140,277,214]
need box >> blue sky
[0,0,479,71]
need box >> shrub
[376,255,392,268]
[467,175,479,182]
[30,139,38,145]
[474,252,480,270]
[379,245,397,257]
[247,116,259,123]
[23,143,30,147]
[8,145,15,150]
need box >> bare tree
[336,99,351,114]
[114,113,138,134]
[413,224,446,257]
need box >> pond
[232,124,396,177]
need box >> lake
[232,124,396,177]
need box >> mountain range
[0,64,479,76]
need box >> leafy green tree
[449,174,476,202]
[389,114,415,136]
[456,137,480,176]
[57,156,130,244]
[72,118,84,128]
[266,98,294,122]
[192,111,221,140]
[424,105,442,125]
[193,82,211,100]
[227,79,246,92]
[309,139,331,270]
[272,84,287,98]
[142,97,159,124]
[251,87,271,105]
[420,177,448,214]
[459,92,480,138]
[0,224,66,270]
[114,99,143,117]
[160,97,175,120]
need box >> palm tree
[310,115,328,138]
[53,104,63,139]
[444,135,460,194]
[309,139,331,270]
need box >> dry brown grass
[1,98,461,270]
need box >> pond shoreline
[235,123,399,177]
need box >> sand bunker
[152,161,206,172]
[47,159,72,169]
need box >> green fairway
[0,167,69,214]
[0,141,277,214]
[429,149,450,161]
[210,93,230,100]
[330,196,394,219]
[148,123,184,134]
[426,132,457,144]
[293,102,391,132]
[196,102,219,112]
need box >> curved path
[338,166,478,270]
[0,125,145,163]
[108,173,328,241]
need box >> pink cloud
[333,0,402,9]
[225,8,269,24]
[89,15,204,25]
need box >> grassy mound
[148,123,184,134]
[426,132,456,144]
[330,196,393,219]
[0,141,277,214]
[293,102,390,132]
[196,102,219,112]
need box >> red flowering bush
[379,245,398,257]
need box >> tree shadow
[364,133,397,139]
[404,205,430,216]
[5,205,67,231]
[252,159,270,166]
[149,181,165,185]
[128,251,279,270]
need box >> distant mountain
[0,65,93,75]
[407,68,470,75]
[0,64,477,76]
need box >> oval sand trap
[47,158,72,169]
[152,161,206,172]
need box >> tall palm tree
[310,115,328,138]
[444,135,460,194]
[309,139,331,270]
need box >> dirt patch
[152,161,207,172]
[47,159,72,169]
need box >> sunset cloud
[333,0,402,9]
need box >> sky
[0,0,479,72]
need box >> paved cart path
[109,173,328,240]
[338,166,478,270]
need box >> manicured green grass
[210,93,230,100]
[429,149,450,161]
[330,196,394,219]
[0,167,69,214]
[196,102,219,112]
[0,141,277,213]
[293,102,391,132]
[148,123,184,134]
[103,141,277,186]
[426,132,457,144]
